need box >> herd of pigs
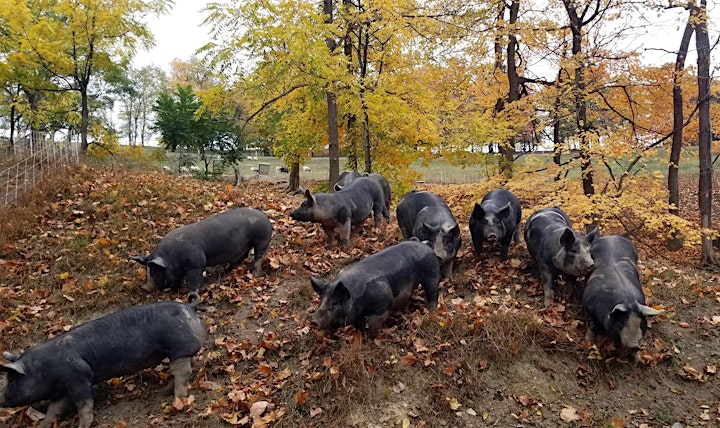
[0,171,664,428]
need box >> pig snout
[486,233,497,242]
[620,313,644,349]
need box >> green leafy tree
[153,84,245,178]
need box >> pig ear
[560,228,575,247]
[450,224,461,236]
[148,257,167,269]
[3,351,19,362]
[586,227,601,242]
[334,183,343,191]
[304,189,315,205]
[1,361,26,375]
[333,282,351,303]
[310,277,327,296]
[131,255,149,265]
[422,223,438,234]
[498,202,512,219]
[638,305,663,317]
[610,303,628,317]
[472,203,484,218]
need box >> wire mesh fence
[1,133,80,207]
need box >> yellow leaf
[447,397,461,410]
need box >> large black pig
[132,207,272,303]
[334,172,392,212]
[290,176,388,247]
[396,190,461,278]
[0,301,206,428]
[310,240,440,338]
[469,189,522,261]
[524,206,600,307]
[334,170,361,191]
[583,235,663,354]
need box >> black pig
[524,206,600,307]
[583,235,663,354]
[291,176,388,247]
[469,189,521,261]
[132,207,272,303]
[334,171,391,212]
[334,170,361,191]
[0,301,205,428]
[310,240,440,338]
[396,190,461,278]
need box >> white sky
[134,1,719,75]
[133,1,214,72]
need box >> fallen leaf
[447,397,461,410]
[560,406,581,422]
[250,400,268,419]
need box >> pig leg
[420,279,440,312]
[338,220,351,247]
[251,241,270,276]
[38,397,69,428]
[373,206,383,227]
[499,243,509,261]
[540,268,556,307]
[76,398,94,428]
[321,224,336,247]
[170,357,193,398]
[441,259,454,279]
[513,227,521,244]
[366,312,390,339]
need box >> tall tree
[323,0,340,189]
[695,0,716,265]
[561,0,611,198]
[0,0,169,155]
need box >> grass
[139,145,714,187]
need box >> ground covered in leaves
[1,164,719,428]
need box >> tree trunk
[9,103,16,151]
[323,0,339,190]
[563,0,595,197]
[666,19,694,251]
[362,100,371,173]
[80,87,89,156]
[327,90,340,190]
[500,0,521,179]
[669,21,694,217]
[696,0,716,265]
[286,161,301,193]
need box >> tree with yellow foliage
[0,0,170,155]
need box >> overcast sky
[133,1,213,71]
[133,1,718,75]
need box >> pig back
[12,302,205,386]
[397,191,453,236]
[524,207,572,253]
[585,235,642,301]
[161,208,271,267]
[335,177,385,224]
[338,240,440,298]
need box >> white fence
[1,134,80,206]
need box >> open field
[148,146,713,185]
[0,163,718,427]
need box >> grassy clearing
[141,144,712,187]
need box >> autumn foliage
[0,165,719,427]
